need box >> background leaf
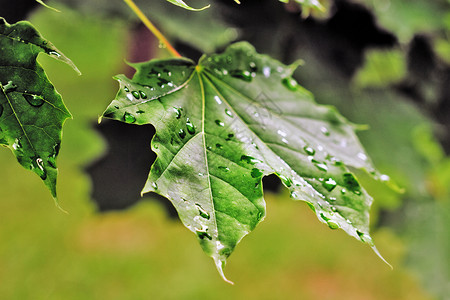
[164,0,210,11]
[102,42,387,281]
[0,17,78,199]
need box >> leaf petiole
[123,0,182,58]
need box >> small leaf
[35,0,61,12]
[165,0,210,11]
[103,42,386,282]
[0,18,78,200]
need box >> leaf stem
[123,0,182,58]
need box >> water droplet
[178,129,186,139]
[139,90,147,99]
[0,104,3,117]
[131,91,140,99]
[320,126,330,136]
[251,168,263,178]
[123,86,129,92]
[123,112,136,123]
[282,77,298,91]
[380,174,390,181]
[290,191,299,199]
[195,203,210,219]
[215,143,223,149]
[357,152,367,161]
[322,178,337,192]
[2,81,17,93]
[303,146,315,156]
[173,107,182,119]
[48,51,61,57]
[327,220,340,230]
[343,173,360,192]
[277,129,287,137]
[341,188,346,194]
[23,94,44,107]
[356,230,374,246]
[214,96,222,104]
[230,70,253,82]
[277,173,292,187]
[32,157,47,180]
[225,109,233,117]
[263,66,271,78]
[218,166,230,172]
[196,230,212,240]
[215,120,224,126]
[186,118,195,134]
[206,146,212,150]
[314,162,328,172]
[136,110,145,114]
[151,182,158,190]
[240,155,261,164]
[225,133,234,141]
[249,62,257,72]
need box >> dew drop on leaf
[282,77,298,91]
[23,94,45,107]
[131,91,140,99]
[320,126,330,136]
[303,146,315,156]
[151,182,158,190]
[322,178,337,191]
[263,66,271,78]
[240,155,261,164]
[343,173,360,191]
[251,168,263,178]
[186,118,196,134]
[277,173,293,187]
[225,109,233,117]
[195,203,210,220]
[32,157,47,180]
[249,61,257,71]
[178,128,186,139]
[215,143,223,149]
[215,120,224,126]
[123,112,136,123]
[123,86,129,92]
[139,90,147,99]
[327,220,340,230]
[3,81,17,93]
[196,230,212,240]
[173,107,182,119]
[314,162,328,172]
[218,166,230,172]
[230,70,253,82]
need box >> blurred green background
[0,0,449,299]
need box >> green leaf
[165,0,210,11]
[102,42,387,282]
[35,0,61,12]
[0,18,78,200]
[279,0,327,17]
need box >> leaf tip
[214,257,234,285]
[53,197,69,215]
[371,244,393,270]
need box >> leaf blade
[0,18,76,199]
[103,42,385,281]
